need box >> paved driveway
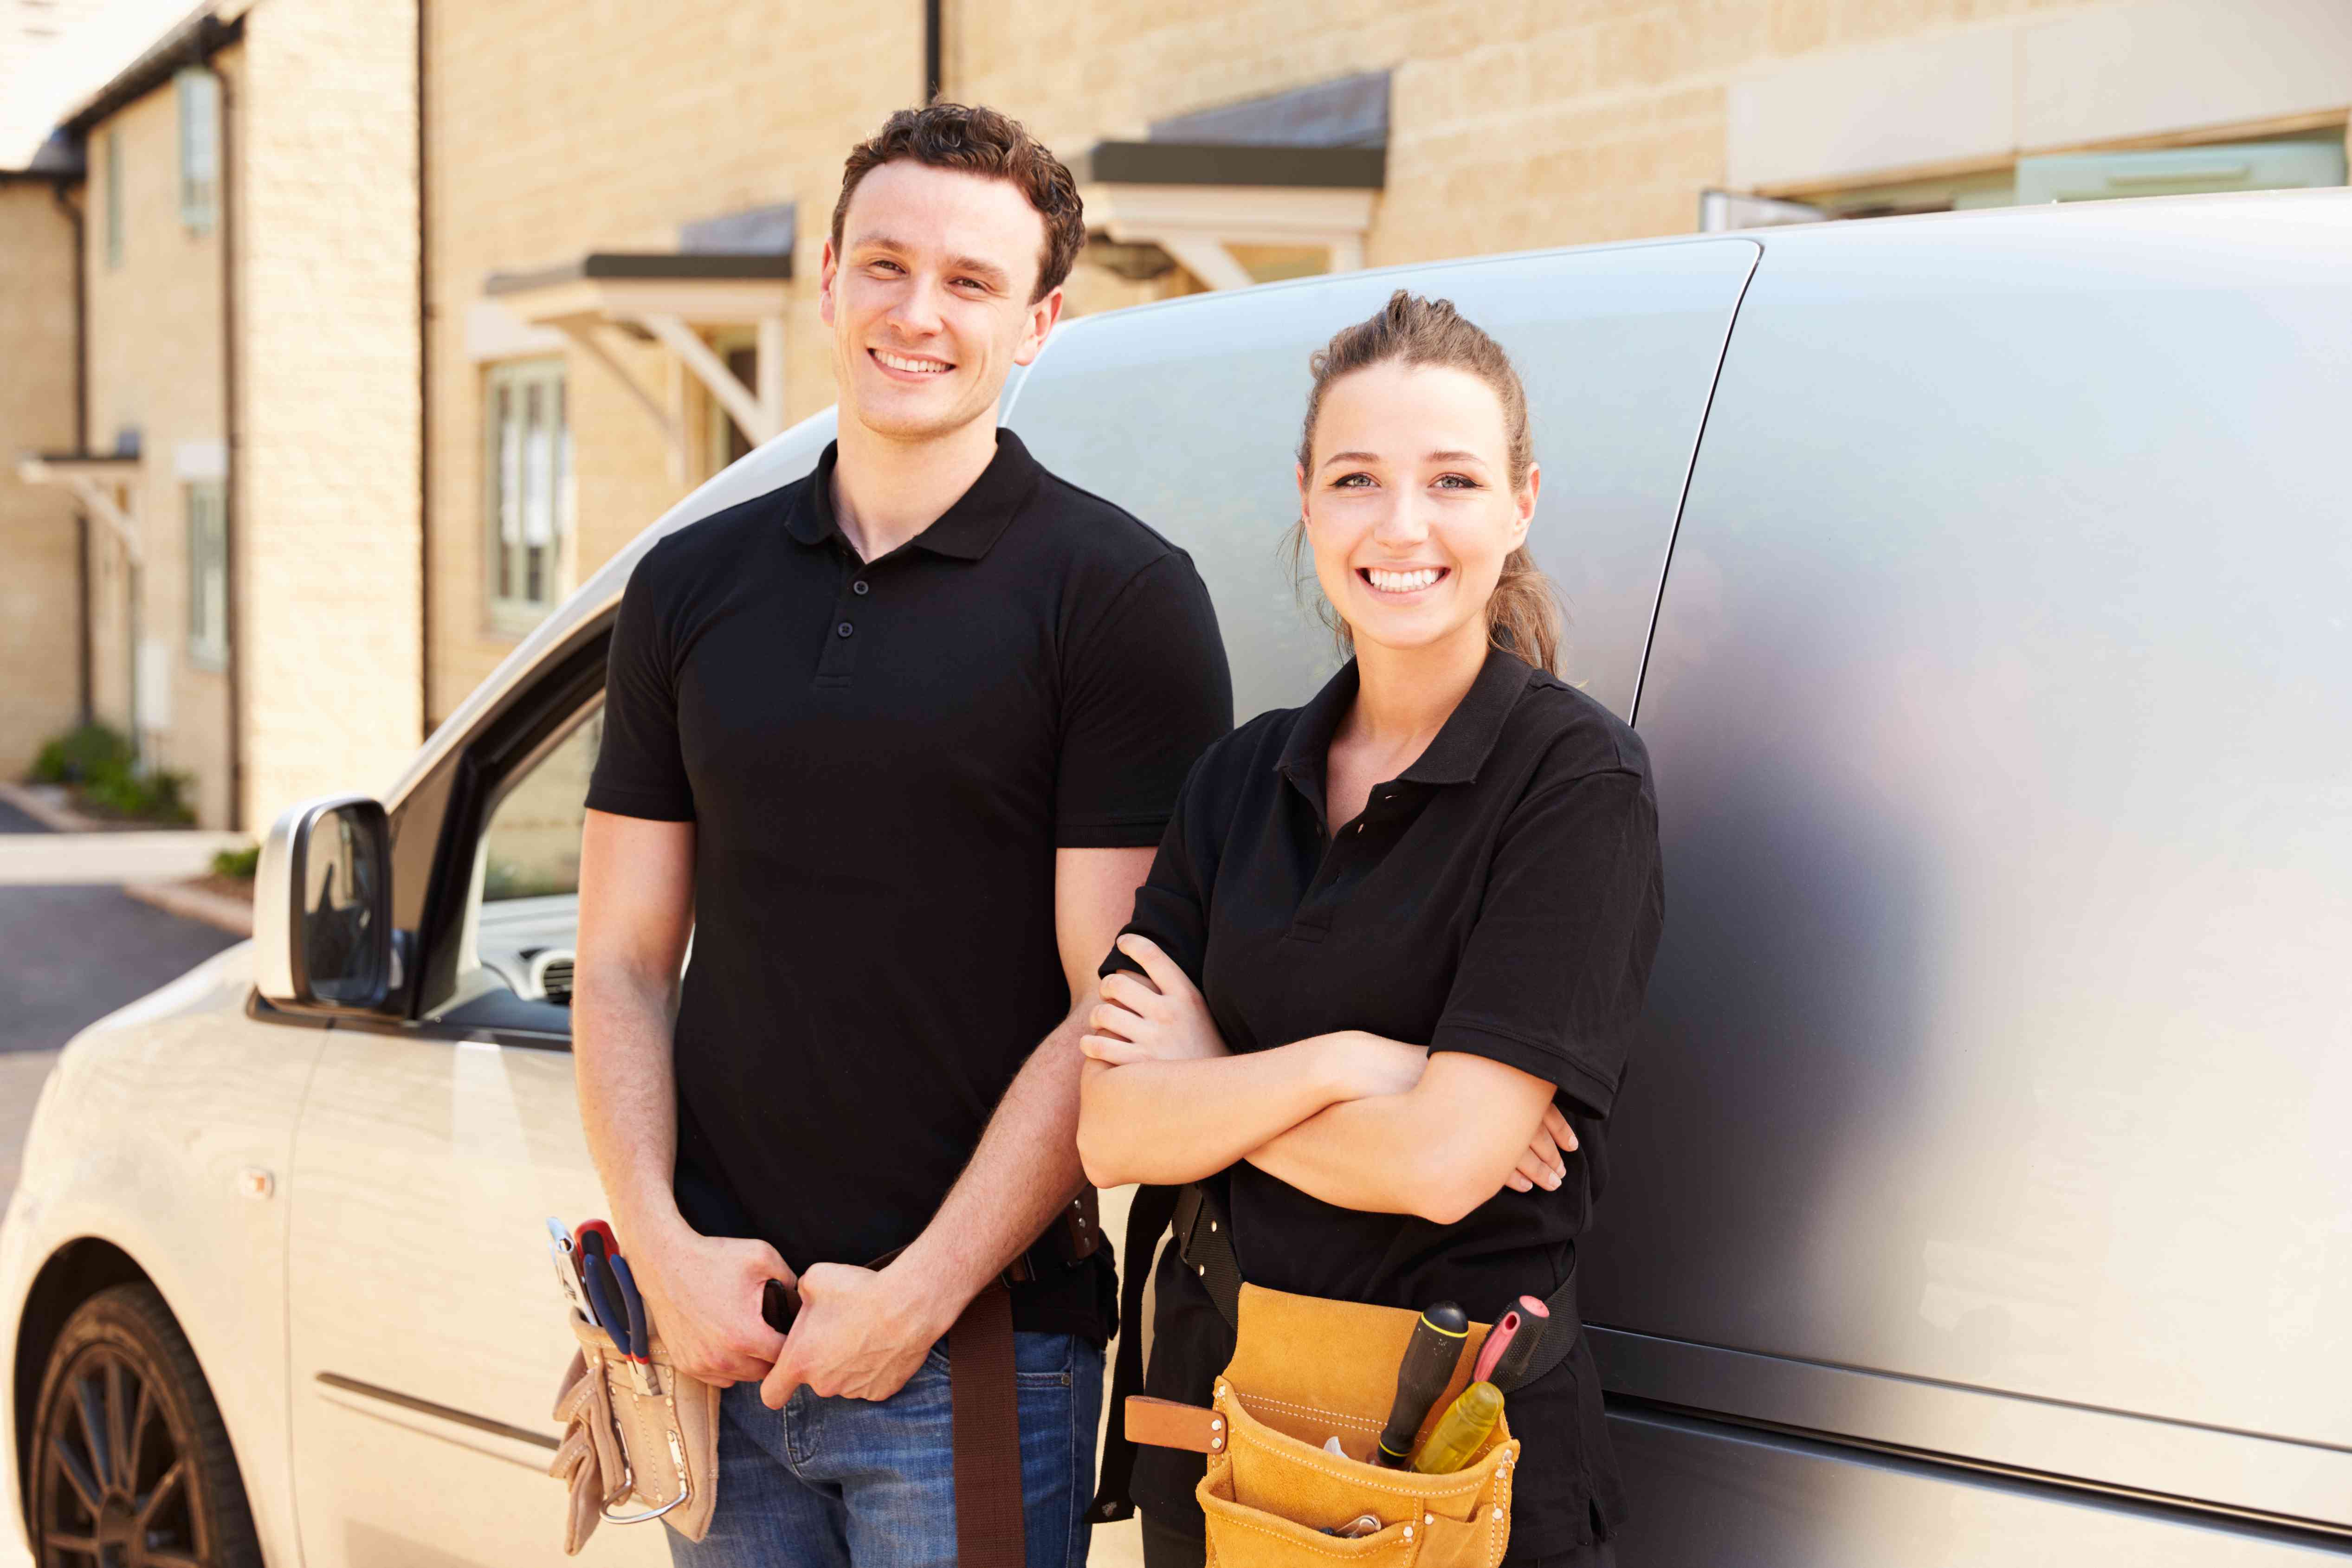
[0,796,242,1201]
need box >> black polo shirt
[1111,648,1663,1555]
[587,431,1232,1341]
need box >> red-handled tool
[1473,1310,1522,1384]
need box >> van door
[1006,239,1761,722]
[1594,195,2352,1555]
[282,686,667,1568]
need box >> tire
[29,1281,262,1568]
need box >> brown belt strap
[950,1281,1026,1568]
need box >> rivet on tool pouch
[1126,1283,1521,1568]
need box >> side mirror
[255,794,394,1013]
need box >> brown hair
[832,103,1086,303]
[1292,290,1565,675]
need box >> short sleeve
[1099,750,1218,987]
[585,554,697,821]
[1056,553,1233,848]
[1428,770,1663,1116]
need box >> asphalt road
[0,795,243,1201]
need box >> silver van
[4,187,2345,1567]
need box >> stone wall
[77,66,233,823]
[0,181,82,779]
[233,0,421,828]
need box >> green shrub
[81,765,195,826]
[29,723,134,785]
[212,845,260,879]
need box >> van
[4,188,2345,1567]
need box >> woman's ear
[1512,461,1541,548]
[1295,461,1311,517]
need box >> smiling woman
[1290,290,1564,680]
[1078,292,1662,1568]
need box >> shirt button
[852,580,870,595]
[836,621,854,638]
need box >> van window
[1006,241,1758,723]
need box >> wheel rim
[36,1341,210,1568]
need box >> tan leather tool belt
[1131,1281,1520,1568]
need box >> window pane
[523,380,554,551]
[480,710,601,903]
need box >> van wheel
[30,1281,261,1568]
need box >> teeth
[875,349,950,374]
[1367,568,1441,593]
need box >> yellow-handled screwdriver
[1412,1380,1504,1474]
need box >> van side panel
[1596,192,2352,1534]
[1007,241,1759,723]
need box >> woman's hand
[1080,935,1229,1065]
[1502,1102,1579,1193]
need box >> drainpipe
[923,0,941,103]
[417,0,432,741]
[220,61,244,831]
[52,180,91,725]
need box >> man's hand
[1081,934,1230,1064]
[628,1220,793,1387]
[759,1260,955,1408]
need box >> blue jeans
[668,1331,1104,1568]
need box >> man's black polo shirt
[1111,649,1663,1554]
[587,431,1232,1341]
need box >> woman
[1077,292,1663,1568]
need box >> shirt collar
[1275,645,1536,812]
[782,428,1043,561]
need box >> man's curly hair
[832,103,1086,302]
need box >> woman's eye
[1434,473,1481,490]
[1331,472,1376,489]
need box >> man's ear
[818,239,839,329]
[1013,284,1065,366]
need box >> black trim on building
[1079,142,1386,189]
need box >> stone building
[3,0,2349,820]
[1,0,419,830]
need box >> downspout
[417,0,432,741]
[52,180,91,725]
[923,0,941,103]
[220,61,244,830]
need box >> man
[573,103,1231,1568]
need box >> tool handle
[1376,1302,1468,1466]
[581,1253,627,1355]
[1486,1302,1551,1390]
[1473,1310,1521,1384]
[1411,1381,1504,1474]
[609,1255,651,1362]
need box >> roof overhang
[1078,142,1384,291]
[16,451,142,485]
[60,6,242,140]
[484,252,791,327]
[482,251,794,473]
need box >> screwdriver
[1376,1302,1467,1467]
[1412,1380,1504,1474]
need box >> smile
[1361,567,1448,594]
[872,348,953,376]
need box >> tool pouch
[1139,1282,1519,1568]
[548,1311,720,1553]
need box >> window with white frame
[485,359,571,629]
[177,67,219,232]
[187,480,227,669]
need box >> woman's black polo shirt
[1111,648,1664,1555]
[587,431,1232,1341]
